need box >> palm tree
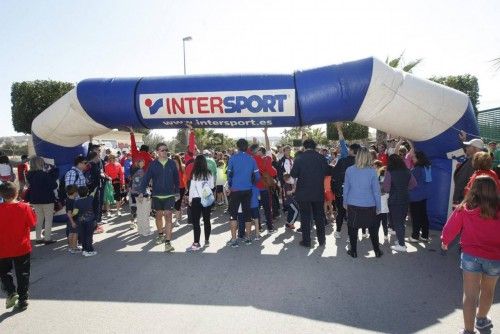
[492,57,500,71]
[376,52,423,144]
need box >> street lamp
[182,36,192,75]
[182,36,193,147]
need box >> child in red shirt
[441,175,500,333]
[0,181,36,311]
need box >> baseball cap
[202,149,211,155]
[463,138,485,149]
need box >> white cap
[203,149,211,155]
[463,138,485,150]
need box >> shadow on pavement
[7,208,499,334]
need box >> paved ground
[0,206,498,334]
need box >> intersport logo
[139,89,295,119]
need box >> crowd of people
[0,124,498,333]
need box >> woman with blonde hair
[26,156,59,244]
[464,151,500,196]
[343,147,383,258]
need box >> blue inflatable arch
[32,57,479,228]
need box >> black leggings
[410,199,429,239]
[174,188,186,211]
[348,225,380,253]
[191,197,212,244]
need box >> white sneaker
[362,233,370,238]
[391,244,407,252]
[334,231,341,239]
[82,251,97,257]
[388,228,396,235]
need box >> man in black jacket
[290,139,328,247]
[331,143,360,238]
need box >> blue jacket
[227,151,260,191]
[26,169,59,204]
[409,166,429,202]
[343,166,381,211]
[139,159,179,197]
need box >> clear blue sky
[1,0,499,139]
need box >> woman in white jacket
[187,155,214,252]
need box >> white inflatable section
[354,59,469,141]
[31,88,110,147]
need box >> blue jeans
[79,221,96,252]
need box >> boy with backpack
[65,185,80,253]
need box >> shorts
[460,252,500,276]
[228,190,252,222]
[152,196,175,211]
[216,185,224,194]
[67,222,78,234]
[112,183,124,202]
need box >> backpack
[58,168,80,202]
[199,181,215,208]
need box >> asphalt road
[0,206,498,334]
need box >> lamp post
[182,36,193,148]
[182,36,192,75]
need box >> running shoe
[204,240,210,247]
[244,238,252,245]
[230,240,239,248]
[164,242,175,252]
[475,316,492,330]
[186,243,201,252]
[155,234,165,245]
[6,293,18,309]
[420,237,431,243]
[390,244,407,252]
[14,299,28,311]
[253,235,261,241]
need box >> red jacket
[185,130,196,182]
[0,202,36,258]
[130,132,154,170]
[17,162,29,183]
[377,152,388,166]
[105,162,125,185]
[250,153,277,190]
[441,206,500,260]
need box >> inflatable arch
[32,57,479,229]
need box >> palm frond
[387,51,405,68]
[403,58,423,73]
